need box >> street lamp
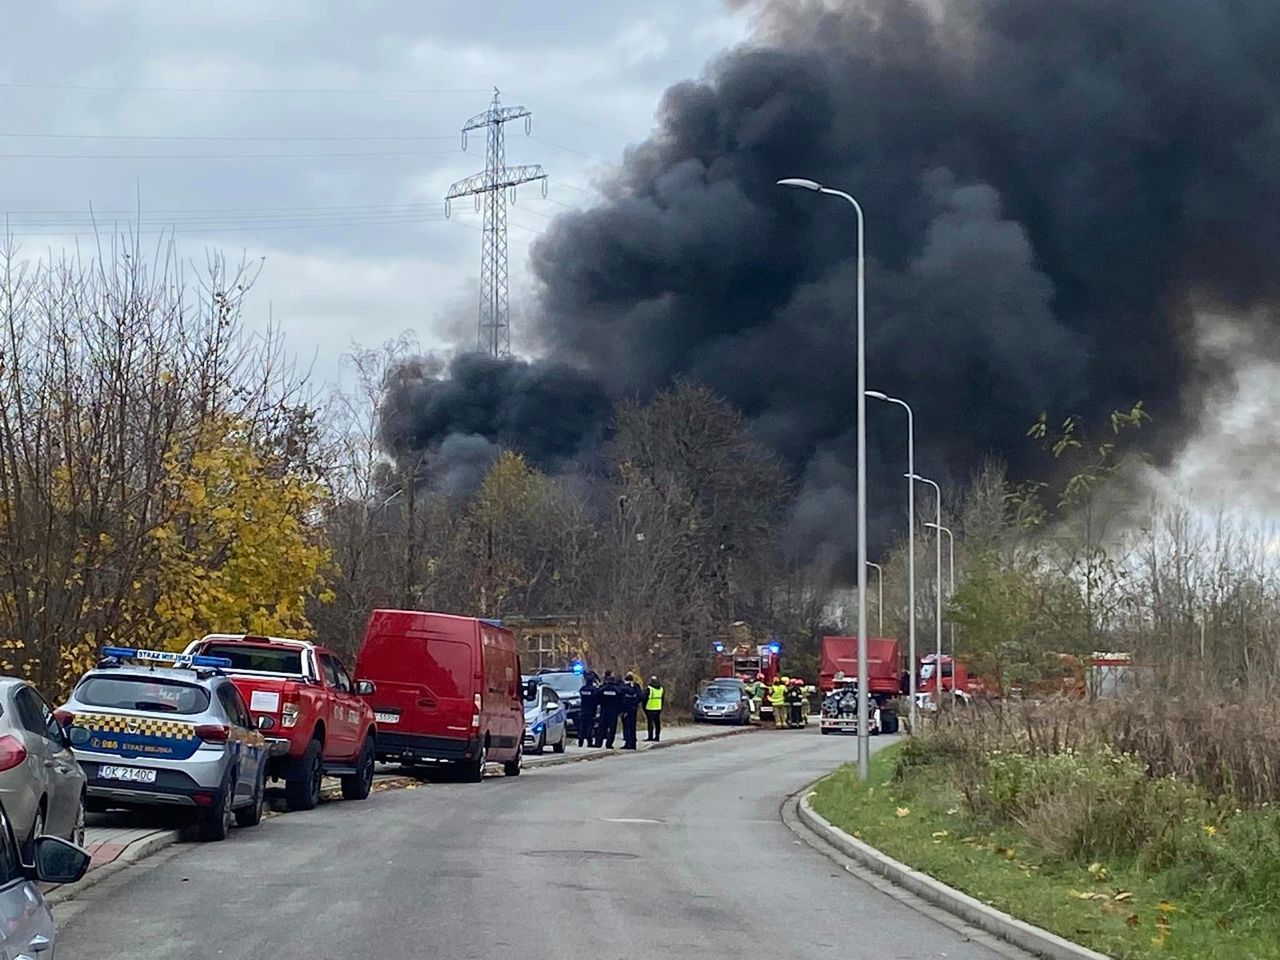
[925,522,955,658]
[867,390,916,731]
[908,474,943,701]
[866,562,884,635]
[779,175,869,779]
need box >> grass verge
[810,744,1280,959]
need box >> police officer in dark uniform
[620,673,643,749]
[595,671,622,748]
[577,671,600,748]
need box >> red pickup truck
[184,634,377,810]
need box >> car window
[215,685,250,728]
[77,676,211,714]
[228,686,252,728]
[31,688,64,745]
[319,655,341,689]
[201,644,303,675]
[327,656,353,694]
[542,689,560,707]
[13,686,48,738]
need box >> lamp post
[778,176,869,779]
[908,474,942,701]
[925,522,955,658]
[867,390,916,730]
[866,562,884,636]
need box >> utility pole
[445,88,547,358]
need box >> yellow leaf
[895,806,910,818]
[1157,901,1177,914]
[1115,891,1133,902]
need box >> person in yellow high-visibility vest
[769,678,788,729]
[644,676,665,742]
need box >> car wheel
[285,738,323,811]
[71,793,86,848]
[341,738,375,801]
[198,770,235,842]
[552,729,566,754]
[457,741,486,783]
[502,744,522,778]
[235,766,266,828]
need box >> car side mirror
[30,836,91,885]
[355,680,375,696]
[257,716,276,730]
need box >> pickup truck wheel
[235,766,266,828]
[198,770,235,841]
[285,739,323,811]
[341,738,375,801]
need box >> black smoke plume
[378,352,610,490]
[527,0,1280,564]
[388,0,1280,568]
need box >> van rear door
[363,617,477,744]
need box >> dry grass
[926,694,1280,806]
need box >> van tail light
[0,736,27,772]
[53,709,74,728]
[471,693,482,729]
[281,700,300,729]
[195,724,230,743]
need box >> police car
[56,647,269,841]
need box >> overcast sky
[0,0,749,389]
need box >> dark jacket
[621,681,644,712]
[597,678,623,714]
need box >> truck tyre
[285,738,323,811]
[235,766,266,828]
[198,770,235,842]
[881,710,899,735]
[457,741,486,783]
[502,745,522,778]
[341,738,375,801]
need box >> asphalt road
[56,729,1023,960]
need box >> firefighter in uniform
[769,677,788,729]
[644,675,664,742]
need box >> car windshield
[202,644,304,675]
[703,686,739,702]
[77,676,211,714]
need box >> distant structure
[446,88,547,358]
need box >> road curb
[796,792,1110,960]
[45,829,183,907]
[524,724,758,770]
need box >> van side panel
[479,624,521,761]
[356,609,483,764]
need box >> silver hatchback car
[0,796,92,958]
[59,647,270,842]
[0,678,86,857]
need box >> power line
[0,81,489,95]
[528,135,619,167]
[0,148,463,161]
[0,131,459,142]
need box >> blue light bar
[712,642,725,653]
[570,660,585,675]
[768,641,782,654]
[101,646,232,669]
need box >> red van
[355,610,524,781]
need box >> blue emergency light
[767,640,782,654]
[101,646,233,669]
[713,642,725,653]
[570,659,585,675]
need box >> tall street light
[909,474,942,702]
[867,390,916,731]
[925,522,955,658]
[778,176,869,779]
[866,562,884,636]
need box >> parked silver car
[0,678,87,857]
[0,796,92,958]
[60,647,270,842]
[522,678,568,754]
